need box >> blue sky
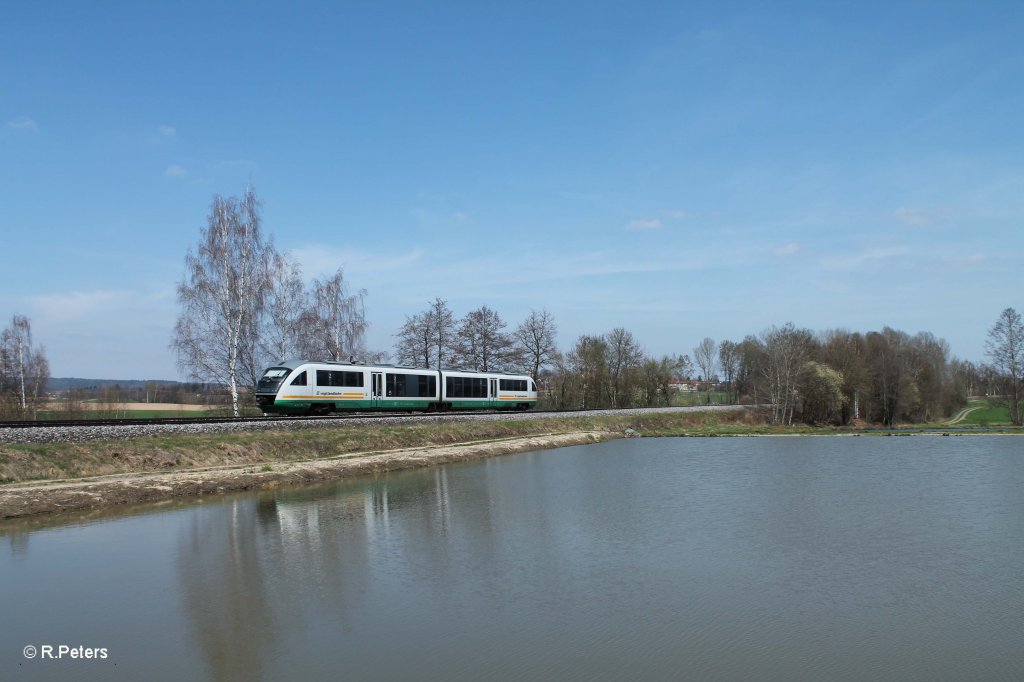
[2,1,1022,379]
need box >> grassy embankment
[3,404,1020,487]
[0,410,786,485]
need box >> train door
[489,378,498,408]
[371,371,383,407]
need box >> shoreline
[0,432,610,520]
[1,408,1019,521]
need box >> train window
[386,373,407,397]
[262,368,289,380]
[290,371,307,386]
[446,376,487,398]
[316,370,365,387]
[499,379,527,392]
[385,373,435,397]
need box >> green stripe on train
[271,398,533,413]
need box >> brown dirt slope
[0,433,607,520]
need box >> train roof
[269,359,530,377]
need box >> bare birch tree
[171,187,272,416]
[299,268,368,362]
[693,337,717,404]
[260,250,306,363]
[760,323,815,424]
[986,306,1024,425]
[0,315,50,416]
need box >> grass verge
[2,407,1020,487]
[0,410,774,484]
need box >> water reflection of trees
[174,456,586,680]
[175,469,471,681]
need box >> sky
[2,0,1022,380]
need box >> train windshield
[261,368,289,380]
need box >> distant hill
[47,377,186,392]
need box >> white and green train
[255,360,538,415]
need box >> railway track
[0,405,747,445]
[0,414,302,429]
[0,406,701,430]
[14,408,622,429]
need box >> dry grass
[0,410,762,484]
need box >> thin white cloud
[7,116,38,131]
[665,210,688,219]
[774,243,800,256]
[27,290,134,322]
[452,211,469,221]
[894,207,931,226]
[819,246,912,271]
[158,125,176,137]
[165,164,187,177]
[942,253,986,270]
[627,218,663,230]
[291,245,425,279]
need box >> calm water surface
[3,436,1023,681]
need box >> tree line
[5,186,1018,426]
[169,188,1022,424]
[540,313,1024,427]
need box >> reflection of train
[256,359,538,415]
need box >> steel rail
[0,406,737,430]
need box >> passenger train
[255,359,538,415]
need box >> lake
[3,436,1023,681]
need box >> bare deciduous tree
[429,298,457,368]
[718,339,740,404]
[172,187,272,416]
[260,250,306,364]
[393,297,456,368]
[986,307,1024,425]
[394,313,433,367]
[515,309,559,380]
[568,334,608,409]
[693,337,717,381]
[638,355,687,407]
[760,323,815,425]
[0,315,50,416]
[300,268,368,362]
[693,337,717,404]
[606,327,644,407]
[454,305,518,371]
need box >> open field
[43,401,217,412]
[671,391,732,407]
[947,399,1013,426]
[34,401,243,420]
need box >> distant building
[669,378,720,393]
